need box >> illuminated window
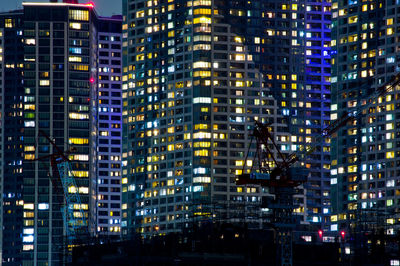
[5,19,13,28]
[193,17,211,24]
[69,56,82,62]
[194,149,209,156]
[39,80,50,86]
[69,138,89,145]
[69,113,89,120]
[70,22,82,29]
[69,9,89,21]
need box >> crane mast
[34,130,88,264]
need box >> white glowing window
[39,80,50,86]
[38,203,49,210]
[23,236,34,243]
[24,121,35,127]
[330,224,338,231]
[193,97,211,104]
[23,228,34,235]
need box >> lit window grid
[96,31,123,235]
[330,0,400,232]
[122,11,306,235]
[20,12,94,262]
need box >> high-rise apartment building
[122,0,332,236]
[0,2,125,265]
[0,11,25,265]
[215,0,331,227]
[121,0,305,237]
[96,15,123,237]
[20,3,98,265]
[303,0,331,226]
[330,0,400,233]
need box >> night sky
[0,0,122,17]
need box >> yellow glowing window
[23,245,34,251]
[348,16,358,24]
[70,64,89,71]
[70,154,89,161]
[69,23,82,29]
[193,8,211,15]
[24,154,35,160]
[24,146,35,152]
[387,200,393,207]
[193,17,211,24]
[193,61,211,68]
[167,144,174,151]
[24,203,34,210]
[68,186,77,194]
[348,165,357,173]
[167,127,175,133]
[136,54,145,61]
[69,113,89,120]
[69,56,82,62]
[235,81,244,87]
[73,204,88,210]
[193,142,211,148]
[348,34,357,42]
[24,212,35,218]
[235,160,244,166]
[193,71,211,77]
[387,28,394,35]
[72,171,89,178]
[69,10,89,21]
[233,54,245,61]
[39,80,50,86]
[194,149,209,156]
[5,19,14,28]
[386,151,395,159]
[193,132,211,139]
[69,138,89,145]
[235,107,244,113]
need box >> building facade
[122,0,332,236]
[330,0,400,233]
[0,2,125,265]
[121,0,304,237]
[0,11,25,265]
[96,15,123,238]
[214,0,332,227]
[20,3,98,265]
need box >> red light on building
[90,77,95,83]
[340,231,345,239]
[318,230,323,238]
[85,2,95,8]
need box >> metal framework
[34,130,88,264]
[57,159,87,241]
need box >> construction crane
[236,121,308,266]
[236,73,400,266]
[34,130,88,264]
